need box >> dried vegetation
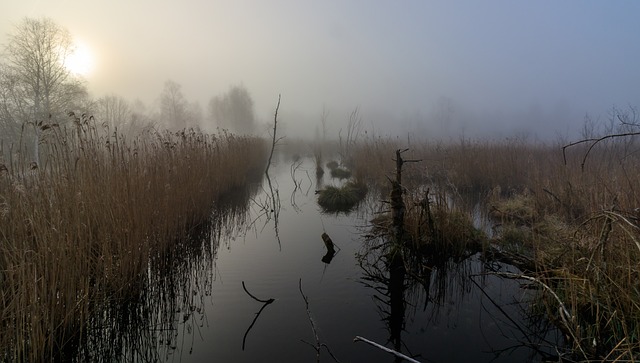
[349,127,640,360]
[0,114,266,361]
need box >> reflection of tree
[358,236,435,361]
[359,230,563,362]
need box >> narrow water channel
[84,154,562,362]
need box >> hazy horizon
[3,1,640,140]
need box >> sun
[65,40,95,76]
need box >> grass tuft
[317,181,367,213]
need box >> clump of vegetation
[326,160,339,170]
[324,159,352,179]
[330,167,352,179]
[0,115,267,361]
[317,180,367,213]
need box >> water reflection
[64,156,567,362]
[357,220,563,362]
[68,182,259,362]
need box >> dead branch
[265,94,282,175]
[353,336,421,363]
[241,281,275,350]
[242,281,274,304]
[562,131,640,171]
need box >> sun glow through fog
[65,40,95,76]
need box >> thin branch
[242,281,274,304]
[241,281,275,350]
[353,336,421,363]
[562,131,640,170]
[265,94,281,175]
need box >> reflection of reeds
[0,117,266,361]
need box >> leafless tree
[159,79,190,130]
[208,84,256,134]
[0,17,87,164]
[95,94,131,131]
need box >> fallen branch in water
[242,281,275,350]
[353,336,421,363]
[242,281,274,304]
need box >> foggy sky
[3,1,640,140]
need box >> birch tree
[0,17,87,165]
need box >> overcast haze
[3,1,640,139]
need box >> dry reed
[0,115,266,361]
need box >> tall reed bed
[0,116,266,361]
[350,134,640,359]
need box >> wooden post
[321,232,336,254]
[390,149,421,245]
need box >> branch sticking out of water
[265,94,283,175]
[241,281,275,350]
[242,281,274,304]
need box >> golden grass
[0,118,266,361]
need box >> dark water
[80,155,562,362]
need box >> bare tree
[95,94,131,130]
[159,79,190,130]
[208,84,256,134]
[0,17,87,164]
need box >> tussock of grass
[0,118,267,361]
[317,181,367,213]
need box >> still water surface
[107,155,561,362]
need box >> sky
[2,0,640,140]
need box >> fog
[3,1,640,140]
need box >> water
[81,154,562,362]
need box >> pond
[81,154,562,362]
